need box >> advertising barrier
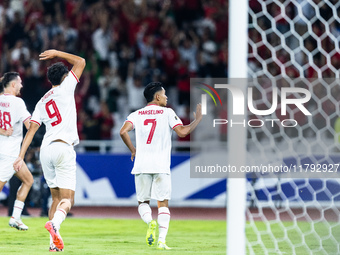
[1,153,339,207]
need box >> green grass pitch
[2,217,339,254]
[0,217,226,255]
[247,221,340,255]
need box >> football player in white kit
[0,72,33,231]
[120,82,202,250]
[13,50,85,252]
[0,77,14,136]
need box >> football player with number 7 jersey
[13,50,85,252]
[0,72,33,231]
[120,82,202,250]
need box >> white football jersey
[31,71,79,149]
[0,94,31,157]
[126,104,183,174]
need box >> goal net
[246,0,340,254]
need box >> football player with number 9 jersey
[13,50,85,252]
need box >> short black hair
[143,82,163,103]
[47,62,69,85]
[2,72,19,89]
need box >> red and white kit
[0,94,30,182]
[31,71,79,190]
[126,104,183,174]
[31,71,79,149]
[126,104,182,201]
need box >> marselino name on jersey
[138,109,164,115]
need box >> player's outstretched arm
[13,122,40,172]
[23,118,31,130]
[39,49,86,80]
[174,103,202,138]
[120,122,136,161]
[0,127,13,136]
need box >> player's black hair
[144,82,163,103]
[2,72,19,89]
[47,62,69,86]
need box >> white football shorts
[135,173,171,202]
[0,154,16,182]
[40,141,76,191]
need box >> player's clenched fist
[13,157,23,172]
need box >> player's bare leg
[57,188,74,213]
[0,180,6,192]
[8,162,33,231]
[14,162,34,201]
[46,188,62,251]
[45,188,74,250]
[49,188,74,222]
[49,188,61,221]
[138,200,157,246]
[157,200,171,250]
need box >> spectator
[5,11,26,49]
[78,109,100,142]
[160,39,179,86]
[143,57,162,87]
[126,62,145,112]
[21,63,45,113]
[118,44,135,81]
[176,30,199,73]
[95,102,115,140]
[136,24,156,69]
[10,40,30,63]
[92,12,112,66]
[97,64,120,102]
[176,59,190,106]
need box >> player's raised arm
[120,121,136,161]
[13,122,40,172]
[39,50,86,80]
[173,103,202,138]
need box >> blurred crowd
[0,0,228,142]
[1,0,339,144]
[0,0,228,211]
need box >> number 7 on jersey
[144,119,156,144]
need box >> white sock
[12,200,24,220]
[158,207,170,243]
[138,203,152,224]
[51,208,67,230]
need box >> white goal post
[227,0,248,255]
[228,0,340,254]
